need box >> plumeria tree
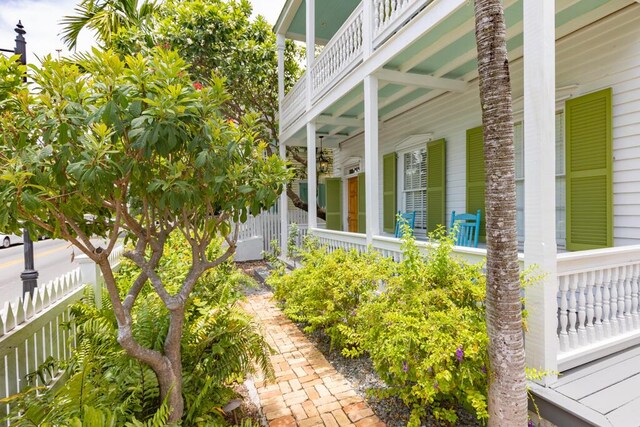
[0,48,290,422]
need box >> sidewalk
[244,292,385,427]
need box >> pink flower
[193,82,203,90]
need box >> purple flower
[455,346,464,362]
[481,365,487,374]
[402,361,408,372]
[433,381,439,390]
[528,420,535,427]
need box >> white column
[307,121,317,230]
[277,33,288,255]
[279,143,289,255]
[277,34,286,108]
[524,0,558,383]
[364,75,380,243]
[306,0,315,108]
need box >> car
[0,233,24,248]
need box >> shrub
[268,238,393,351]
[354,229,489,425]
[4,234,272,426]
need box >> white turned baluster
[632,264,640,328]
[585,270,596,343]
[617,266,627,333]
[602,268,612,338]
[559,275,570,351]
[594,269,604,340]
[624,265,633,331]
[577,272,587,346]
[568,274,579,348]
[610,267,619,335]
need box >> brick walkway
[244,292,385,427]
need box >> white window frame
[397,142,428,238]
[514,111,567,248]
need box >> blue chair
[450,210,481,248]
[395,211,416,238]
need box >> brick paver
[244,293,385,427]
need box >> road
[0,239,87,305]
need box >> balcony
[279,0,433,135]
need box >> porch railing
[556,245,640,371]
[0,245,123,421]
[373,0,431,46]
[309,228,505,267]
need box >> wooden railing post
[77,254,102,309]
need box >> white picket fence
[0,246,123,422]
[237,207,322,255]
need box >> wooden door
[348,177,358,232]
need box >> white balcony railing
[280,73,307,132]
[280,0,433,134]
[557,245,640,371]
[310,4,364,100]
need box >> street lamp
[20,230,38,297]
[317,136,329,174]
[2,21,36,296]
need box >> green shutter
[383,153,397,233]
[566,88,613,250]
[466,127,486,242]
[325,178,342,231]
[427,138,446,233]
[358,172,366,233]
[299,182,308,204]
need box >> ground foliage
[3,234,272,426]
[268,238,394,351]
[268,229,529,426]
[0,45,289,422]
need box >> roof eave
[273,0,304,36]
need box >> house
[273,0,640,425]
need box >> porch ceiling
[274,0,360,44]
[306,0,631,143]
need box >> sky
[0,0,286,63]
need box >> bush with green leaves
[353,230,489,425]
[0,46,289,422]
[268,238,393,351]
[3,234,272,426]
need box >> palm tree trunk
[473,1,527,425]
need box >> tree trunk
[157,359,184,424]
[286,184,327,220]
[473,1,527,426]
[98,260,186,423]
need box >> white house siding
[332,4,640,247]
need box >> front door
[348,177,358,232]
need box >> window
[514,112,566,246]
[298,182,326,208]
[399,148,427,232]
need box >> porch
[274,0,640,424]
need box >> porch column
[523,0,558,382]
[307,121,318,230]
[277,34,288,255]
[306,0,315,109]
[364,75,380,243]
